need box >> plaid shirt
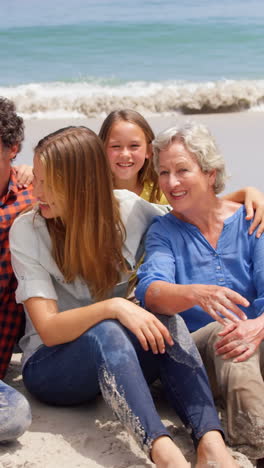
[0,168,34,378]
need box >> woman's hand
[114,297,174,354]
[192,284,249,324]
[243,186,264,237]
[14,164,33,188]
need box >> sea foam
[1,79,264,119]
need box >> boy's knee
[0,383,32,442]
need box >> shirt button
[216,266,221,270]
[219,278,224,282]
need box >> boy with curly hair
[0,97,32,442]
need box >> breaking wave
[1,79,264,119]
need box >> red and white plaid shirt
[0,168,34,378]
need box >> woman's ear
[145,143,153,160]
[208,169,216,187]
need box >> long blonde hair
[35,126,128,300]
[99,109,163,203]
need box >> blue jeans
[23,314,223,454]
[0,379,32,442]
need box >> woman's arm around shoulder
[223,186,264,237]
[13,164,33,188]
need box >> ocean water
[1,0,264,118]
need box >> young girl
[99,109,167,204]
[10,126,238,468]
[99,109,264,236]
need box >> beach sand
[2,111,263,468]
[2,354,254,468]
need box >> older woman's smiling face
[158,140,215,217]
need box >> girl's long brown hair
[35,126,128,300]
[99,109,163,203]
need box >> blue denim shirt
[136,206,264,332]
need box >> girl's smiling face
[106,120,150,184]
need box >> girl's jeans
[0,379,31,442]
[23,314,223,455]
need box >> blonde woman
[10,126,237,467]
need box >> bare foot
[151,435,191,468]
[196,431,239,468]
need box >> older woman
[135,122,264,464]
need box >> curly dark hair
[0,97,24,153]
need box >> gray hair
[152,122,227,194]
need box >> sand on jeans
[1,111,263,468]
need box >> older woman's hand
[192,284,249,324]
[215,316,264,362]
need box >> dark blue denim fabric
[0,379,31,442]
[23,315,222,453]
